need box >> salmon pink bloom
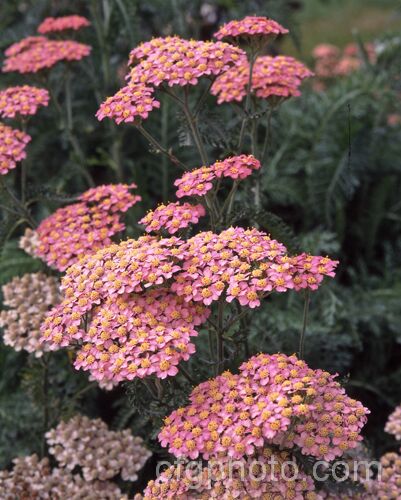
[214,16,288,43]
[3,37,91,73]
[34,184,140,271]
[140,202,206,234]
[159,353,369,462]
[0,122,31,175]
[212,55,313,104]
[0,85,49,118]
[37,15,90,34]
[96,83,160,124]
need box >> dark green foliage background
[1,0,401,494]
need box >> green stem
[237,52,256,153]
[216,299,225,375]
[137,124,187,170]
[298,289,311,359]
[161,96,170,201]
[41,354,50,457]
[0,177,36,228]
[180,365,195,385]
[182,88,209,165]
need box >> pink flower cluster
[159,353,369,462]
[313,42,376,81]
[72,290,209,382]
[40,236,210,382]
[172,227,337,307]
[46,415,151,482]
[37,15,90,34]
[34,184,141,271]
[40,226,337,380]
[140,202,206,234]
[175,155,261,198]
[0,122,31,175]
[128,36,244,87]
[96,83,160,124]
[385,404,401,442]
[3,36,91,73]
[214,16,288,42]
[211,55,313,104]
[97,36,244,123]
[139,447,318,499]
[0,85,49,118]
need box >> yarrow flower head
[172,227,338,307]
[44,288,209,383]
[0,85,49,118]
[140,202,206,234]
[40,226,337,380]
[214,16,288,49]
[45,415,151,482]
[97,36,244,123]
[211,55,313,104]
[37,15,90,34]
[96,83,160,124]
[139,446,318,500]
[385,404,401,442]
[34,183,141,271]
[174,155,261,198]
[0,122,31,175]
[0,273,60,357]
[159,353,369,462]
[3,36,91,74]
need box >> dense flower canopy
[34,183,141,271]
[3,36,91,73]
[37,15,90,34]
[140,202,206,234]
[0,273,60,357]
[214,16,288,43]
[211,55,313,104]
[0,122,31,175]
[159,353,369,461]
[0,85,49,118]
[97,36,244,123]
[40,226,337,383]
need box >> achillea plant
[0,9,376,499]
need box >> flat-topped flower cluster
[0,122,31,175]
[0,85,49,118]
[211,55,313,104]
[28,184,140,271]
[40,220,337,384]
[159,353,369,462]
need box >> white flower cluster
[45,414,152,482]
[385,404,401,442]
[19,227,40,257]
[0,454,125,500]
[0,272,60,356]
